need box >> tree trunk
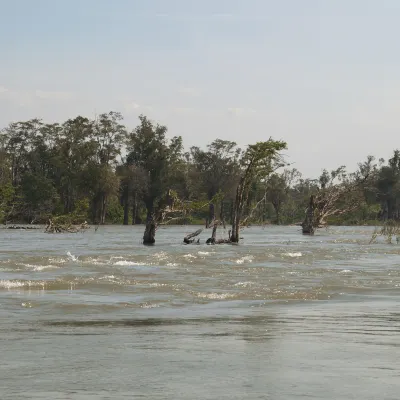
[122,189,129,225]
[220,201,226,229]
[230,181,243,243]
[302,195,315,235]
[132,193,137,225]
[206,203,215,228]
[206,224,218,244]
[100,193,107,225]
[143,201,156,245]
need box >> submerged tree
[230,139,287,243]
[126,115,185,244]
[190,139,241,226]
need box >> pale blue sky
[1,0,400,177]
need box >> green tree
[231,139,287,242]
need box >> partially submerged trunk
[206,221,232,245]
[132,193,138,225]
[184,229,203,244]
[230,178,244,243]
[142,191,175,245]
[206,224,218,244]
[143,206,156,245]
[302,195,315,235]
[219,201,226,229]
[122,190,129,226]
[143,219,156,245]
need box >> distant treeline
[0,112,398,226]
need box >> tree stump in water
[206,224,217,244]
[143,219,156,245]
[302,195,315,235]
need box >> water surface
[0,225,399,399]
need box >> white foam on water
[48,257,67,264]
[113,260,143,266]
[234,281,255,287]
[339,269,353,274]
[0,280,25,289]
[66,251,78,262]
[0,280,44,289]
[183,254,197,259]
[19,263,58,271]
[198,251,211,256]
[197,292,235,300]
[141,303,159,309]
[236,255,254,264]
[283,252,302,258]
[167,263,179,267]
[153,252,168,261]
[148,283,168,287]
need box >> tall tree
[126,115,184,244]
[230,139,287,243]
[190,139,241,225]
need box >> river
[0,225,399,399]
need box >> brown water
[0,225,399,399]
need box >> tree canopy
[0,112,398,231]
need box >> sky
[1,0,400,178]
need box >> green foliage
[1,113,400,229]
[105,196,124,224]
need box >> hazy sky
[1,0,400,178]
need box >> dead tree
[206,222,218,244]
[301,166,370,234]
[143,190,209,245]
[302,195,315,235]
[183,229,203,244]
[45,219,89,234]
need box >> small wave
[167,263,179,267]
[183,254,197,259]
[0,280,45,289]
[283,252,302,258]
[234,281,255,287]
[148,283,168,287]
[140,303,160,309]
[236,255,254,264]
[339,269,353,274]
[48,257,67,264]
[114,260,143,266]
[66,251,78,262]
[153,252,168,261]
[19,263,58,271]
[197,292,235,300]
[198,251,210,256]
[98,275,116,280]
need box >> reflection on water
[0,226,399,399]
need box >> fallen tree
[45,219,89,233]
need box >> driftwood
[6,225,40,230]
[183,228,203,244]
[45,219,89,234]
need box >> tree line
[1,112,399,236]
